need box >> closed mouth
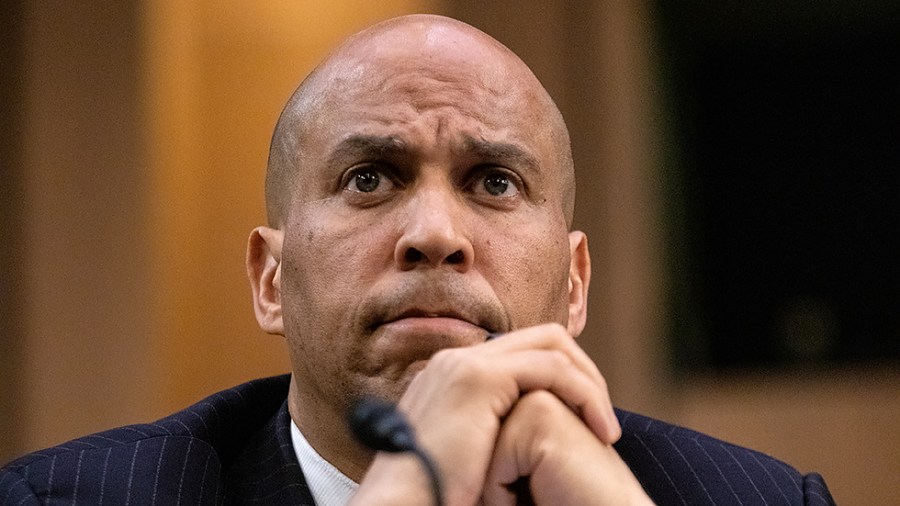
[377,308,492,334]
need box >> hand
[350,323,620,506]
[483,391,653,506]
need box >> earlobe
[566,231,591,337]
[247,226,285,335]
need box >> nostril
[446,250,464,264]
[404,248,424,263]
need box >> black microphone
[348,396,444,506]
[348,396,417,453]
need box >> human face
[278,36,580,414]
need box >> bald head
[266,14,575,227]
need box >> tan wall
[4,1,898,503]
[676,368,900,506]
[9,0,441,457]
[17,0,154,455]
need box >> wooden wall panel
[17,0,153,457]
[0,0,27,462]
[9,0,439,461]
[141,0,441,415]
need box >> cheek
[279,206,388,378]
[291,204,375,268]
[285,221,339,295]
[282,203,394,321]
[482,216,571,325]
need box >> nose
[394,189,474,272]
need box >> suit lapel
[223,400,316,505]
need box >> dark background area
[658,2,900,370]
[1,0,26,459]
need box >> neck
[287,375,375,482]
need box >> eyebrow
[460,136,541,174]
[325,133,541,174]
[326,135,408,168]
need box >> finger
[407,343,619,444]
[482,323,607,392]
[480,324,620,442]
[482,485,517,506]
[490,348,620,444]
[484,392,555,505]
[482,425,525,506]
[485,391,642,506]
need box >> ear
[247,226,285,335]
[566,231,591,337]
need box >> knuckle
[541,322,568,338]
[515,391,568,423]
[520,389,558,410]
[550,349,573,367]
[430,347,491,383]
[595,372,608,390]
[548,321,567,333]
[537,322,575,349]
[428,347,456,365]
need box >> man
[1,14,834,505]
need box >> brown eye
[484,174,511,196]
[478,170,520,198]
[351,169,380,192]
[346,166,393,193]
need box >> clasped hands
[351,323,653,505]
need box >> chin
[359,360,426,404]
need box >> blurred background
[2,1,898,503]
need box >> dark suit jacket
[1,375,835,505]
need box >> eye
[483,173,513,196]
[345,165,394,193]
[351,170,380,192]
[475,169,521,198]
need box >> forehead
[301,45,557,168]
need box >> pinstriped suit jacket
[1,374,835,505]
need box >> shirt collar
[289,418,359,506]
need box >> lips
[358,275,508,339]
[354,280,508,377]
[383,308,485,328]
[374,309,493,344]
[369,310,490,368]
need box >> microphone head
[348,396,417,453]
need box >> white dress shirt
[290,420,359,506]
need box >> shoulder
[0,375,292,505]
[614,408,835,506]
